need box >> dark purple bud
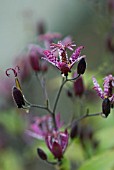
[107,0,114,13]
[70,123,79,139]
[67,90,73,98]
[12,87,25,108]
[92,140,99,149]
[73,76,85,97]
[29,51,40,72]
[106,35,114,53]
[86,126,93,140]
[37,148,47,161]
[102,98,111,117]
[36,21,46,35]
[77,58,86,75]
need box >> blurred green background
[0,0,114,170]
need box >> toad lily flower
[92,75,114,117]
[42,41,85,76]
[26,113,63,140]
[45,130,69,160]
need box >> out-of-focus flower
[36,20,46,35]
[43,41,85,76]
[28,44,48,73]
[92,75,114,117]
[27,113,63,140]
[38,32,62,49]
[107,0,114,13]
[29,50,41,72]
[14,54,31,81]
[38,32,62,43]
[45,130,69,160]
[73,75,85,97]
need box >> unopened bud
[37,148,47,161]
[29,51,40,72]
[12,86,25,108]
[70,123,79,139]
[73,76,85,97]
[67,90,73,98]
[102,98,111,117]
[77,58,86,75]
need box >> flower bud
[106,36,114,53]
[12,86,25,108]
[102,98,111,117]
[107,0,114,14]
[67,90,73,98]
[73,76,85,97]
[29,51,40,72]
[77,58,86,75]
[37,148,47,161]
[70,123,79,139]
[36,21,46,35]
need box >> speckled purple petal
[92,77,104,99]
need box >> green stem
[53,74,80,114]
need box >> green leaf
[65,140,85,162]
[79,150,114,170]
[95,126,114,152]
[0,149,23,170]
[0,109,27,134]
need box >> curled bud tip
[6,67,20,77]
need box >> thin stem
[67,74,80,81]
[53,74,80,114]
[76,112,101,122]
[53,77,67,114]
[52,74,80,130]
[67,111,102,128]
[24,98,53,114]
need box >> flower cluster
[27,113,68,161]
[7,32,112,168]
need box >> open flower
[92,75,114,117]
[45,130,69,160]
[26,113,63,140]
[92,75,114,100]
[42,41,85,76]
